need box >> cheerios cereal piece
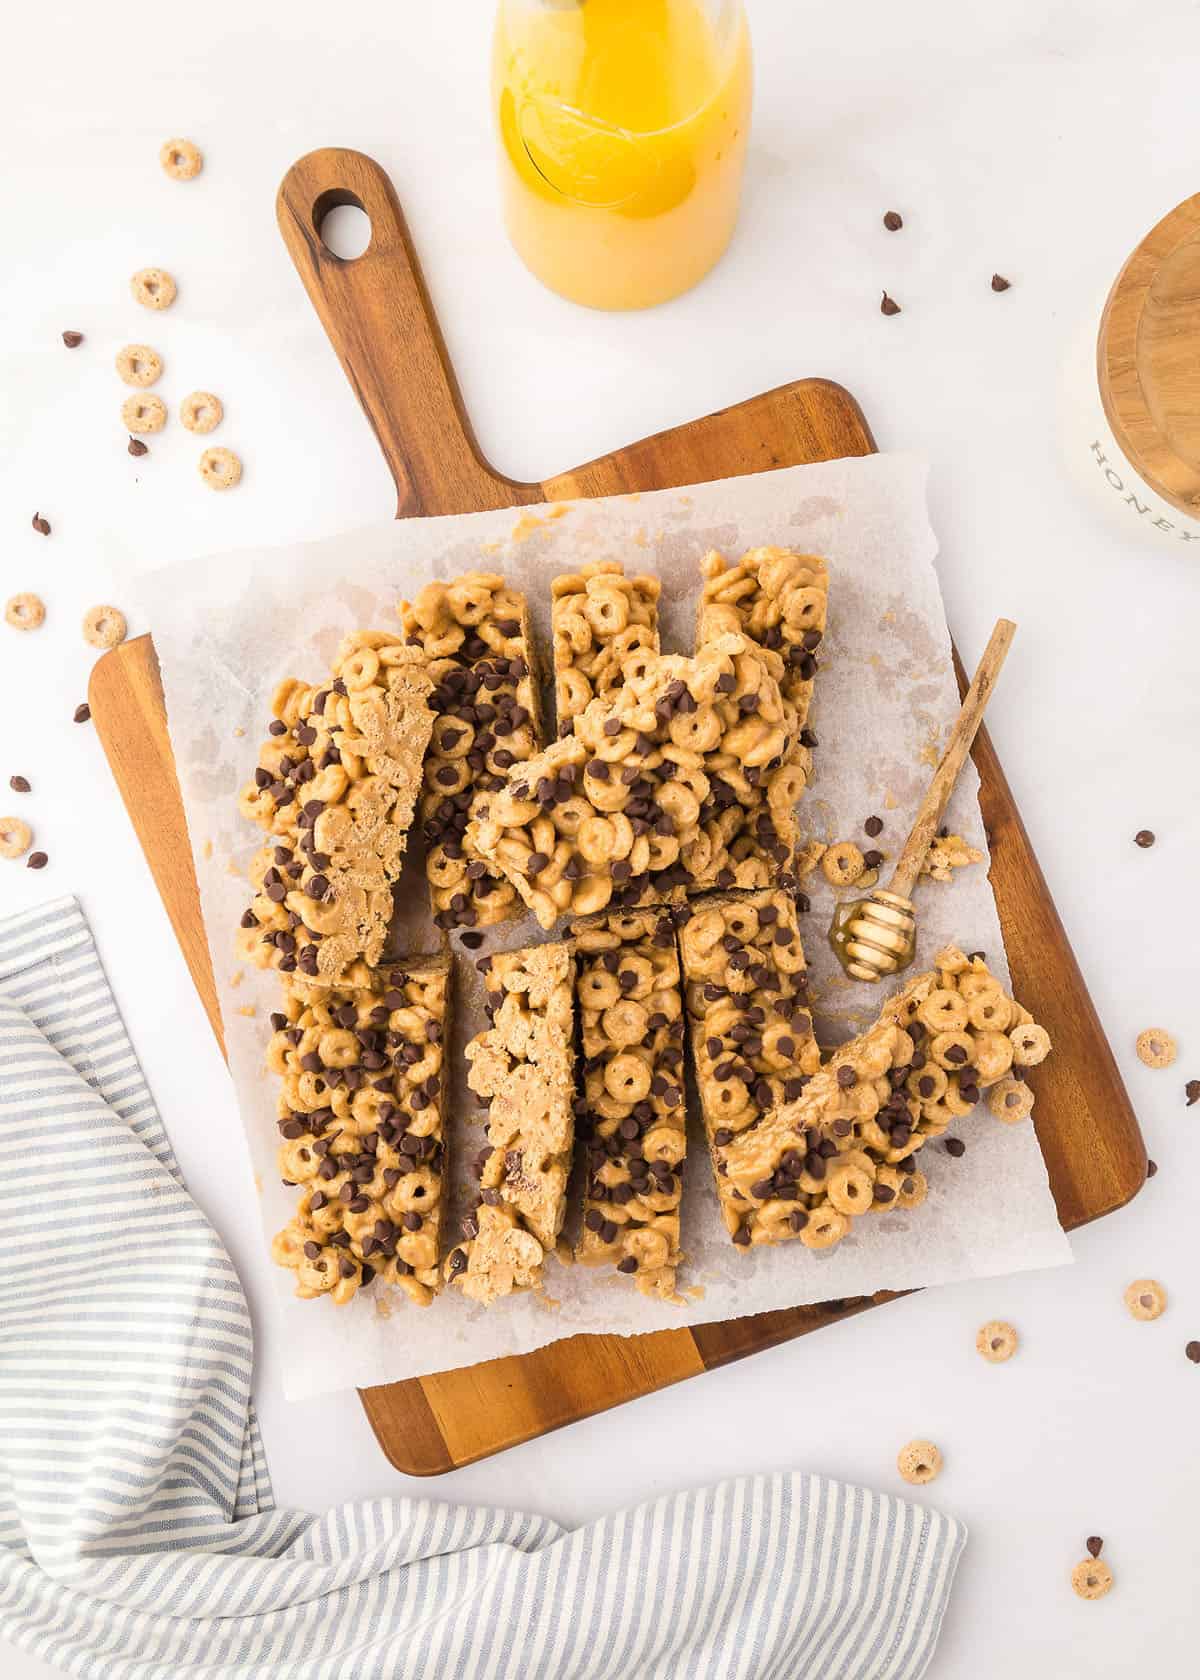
[1136,1028,1177,1069]
[131,268,177,310]
[115,344,163,387]
[1010,1021,1051,1066]
[198,447,242,491]
[82,605,127,651]
[122,394,167,434]
[5,593,45,632]
[0,817,33,860]
[1071,1559,1113,1600]
[1124,1278,1167,1321]
[976,1320,1019,1362]
[987,1076,1034,1123]
[821,840,865,887]
[160,138,202,180]
[897,1439,942,1485]
[180,390,223,434]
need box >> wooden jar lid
[1098,192,1200,517]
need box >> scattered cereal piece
[128,436,149,458]
[1124,1279,1167,1321]
[1086,1536,1104,1559]
[115,344,163,387]
[180,390,223,434]
[922,832,984,881]
[62,330,84,348]
[73,703,91,725]
[27,851,48,870]
[0,817,33,861]
[82,605,127,651]
[236,1004,256,1018]
[822,841,865,886]
[1071,1559,1112,1600]
[986,1076,1034,1123]
[198,447,242,490]
[883,211,903,232]
[881,291,902,316]
[1134,829,1155,848]
[131,268,177,310]
[1136,1028,1177,1069]
[122,394,167,434]
[1185,1080,1199,1106]
[976,1320,1019,1362]
[31,513,51,536]
[160,138,203,181]
[1010,1022,1052,1066]
[1186,1342,1200,1364]
[9,776,31,794]
[5,593,46,632]
[992,274,1012,293]
[897,1440,941,1485]
[794,839,827,879]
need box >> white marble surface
[2,3,1198,1675]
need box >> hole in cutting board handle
[314,189,372,260]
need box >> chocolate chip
[1146,1159,1157,1178]
[1085,1535,1103,1558]
[27,851,48,870]
[128,436,149,457]
[991,273,1011,292]
[944,1136,966,1157]
[862,849,884,869]
[873,1184,896,1204]
[836,1065,857,1089]
[883,210,903,231]
[1134,829,1155,849]
[1185,1080,1200,1107]
[616,1256,638,1274]
[864,815,883,837]
[461,930,484,949]
[62,330,84,348]
[732,1226,751,1246]
[880,291,901,316]
[1187,1342,1200,1364]
[31,513,51,536]
[73,703,91,724]
[9,775,31,793]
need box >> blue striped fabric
[0,899,965,1680]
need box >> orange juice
[493,0,753,310]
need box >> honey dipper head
[829,888,917,982]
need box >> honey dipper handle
[888,618,1017,900]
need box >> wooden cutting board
[90,148,1146,1477]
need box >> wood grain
[91,147,1145,1477]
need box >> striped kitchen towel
[0,898,965,1680]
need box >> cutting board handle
[277,148,535,518]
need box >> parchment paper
[139,455,1072,1402]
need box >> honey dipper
[828,618,1017,982]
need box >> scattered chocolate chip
[883,210,903,231]
[864,815,883,837]
[1187,1342,1200,1365]
[944,1137,966,1157]
[9,776,31,794]
[27,852,48,870]
[991,274,1012,292]
[1185,1080,1199,1107]
[1134,829,1155,849]
[880,291,901,316]
[862,849,884,869]
[73,703,91,724]
[1146,1159,1157,1178]
[32,513,51,536]
[62,330,84,348]
[1085,1535,1104,1559]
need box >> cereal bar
[236,633,434,986]
[677,889,823,1243]
[572,907,686,1300]
[718,946,1051,1249]
[399,573,545,931]
[269,954,451,1307]
[469,631,807,930]
[445,941,576,1305]
[551,561,660,736]
[698,546,829,722]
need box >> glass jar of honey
[493,0,753,310]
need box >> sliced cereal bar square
[445,941,576,1305]
[399,573,545,932]
[677,888,823,1247]
[572,906,686,1300]
[698,546,829,720]
[551,560,660,737]
[269,954,450,1306]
